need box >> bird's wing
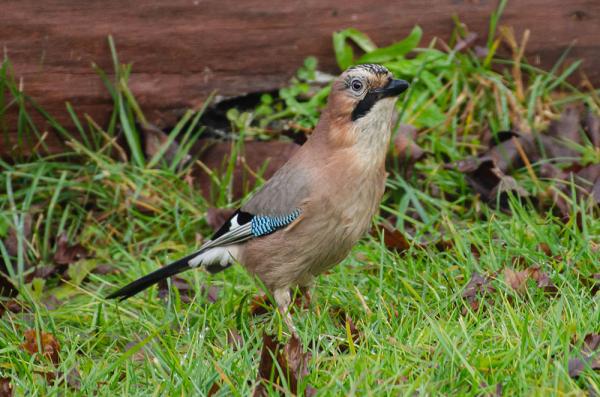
[188,162,311,269]
[106,157,310,301]
[241,154,311,216]
[106,207,301,301]
[193,207,302,261]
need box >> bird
[107,64,409,334]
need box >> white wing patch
[188,245,240,268]
[229,214,240,229]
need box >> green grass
[1,9,599,396]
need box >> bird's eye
[351,79,363,92]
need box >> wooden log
[1,0,598,156]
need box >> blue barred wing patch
[251,209,301,237]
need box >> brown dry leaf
[207,382,221,397]
[250,294,273,317]
[21,329,60,365]
[504,268,530,291]
[375,223,410,253]
[65,368,82,390]
[53,233,90,266]
[206,208,236,232]
[538,243,552,256]
[504,266,558,295]
[141,122,191,168]
[157,275,219,304]
[124,340,148,363]
[330,307,362,352]
[568,333,600,378]
[0,268,17,298]
[392,124,427,166]
[227,328,244,350]
[193,139,299,202]
[462,272,496,314]
[203,285,221,304]
[453,32,479,52]
[583,110,600,148]
[3,300,28,315]
[32,369,81,390]
[0,378,12,397]
[450,107,597,213]
[4,213,33,257]
[254,333,313,396]
[478,382,503,397]
[545,106,585,158]
[527,266,558,295]
[91,264,121,275]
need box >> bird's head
[321,64,409,155]
[328,64,409,124]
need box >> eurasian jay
[107,64,409,333]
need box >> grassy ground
[1,10,599,396]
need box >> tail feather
[106,251,199,301]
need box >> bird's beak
[374,79,410,98]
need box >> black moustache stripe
[351,92,379,121]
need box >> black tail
[106,251,199,301]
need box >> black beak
[373,79,410,98]
[351,78,410,121]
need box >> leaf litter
[254,333,316,397]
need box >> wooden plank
[1,0,598,156]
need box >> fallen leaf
[568,333,600,378]
[504,266,558,295]
[158,275,193,303]
[21,329,60,365]
[504,268,530,291]
[469,45,488,59]
[124,340,148,363]
[545,106,583,158]
[53,233,90,266]
[32,369,81,390]
[3,300,28,315]
[65,368,82,390]
[207,382,221,397]
[254,333,313,396]
[462,271,496,314]
[0,267,17,298]
[227,328,244,350]
[454,32,479,52]
[91,264,120,275]
[0,377,12,397]
[25,265,58,282]
[157,275,219,304]
[330,307,362,353]
[203,285,221,303]
[376,223,410,253]
[141,122,191,168]
[582,110,600,148]
[250,294,273,317]
[477,381,503,397]
[538,243,552,256]
[527,266,559,295]
[392,124,427,167]
[449,108,599,214]
[4,213,32,257]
